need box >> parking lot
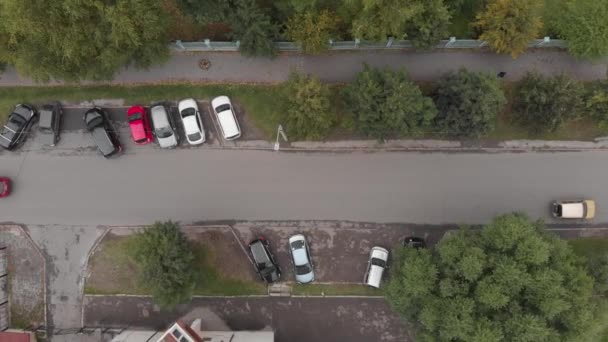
[232,221,452,283]
[0,98,265,157]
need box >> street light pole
[274,124,288,151]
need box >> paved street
[2,145,608,225]
[84,296,411,342]
[0,50,606,86]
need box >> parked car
[0,104,38,150]
[38,102,63,147]
[403,236,426,249]
[288,234,314,284]
[127,105,153,145]
[0,177,10,198]
[552,199,596,219]
[248,236,281,283]
[364,246,389,288]
[178,98,205,145]
[150,103,179,148]
[83,107,122,158]
[211,96,241,140]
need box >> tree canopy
[514,72,583,134]
[286,10,338,54]
[545,0,608,59]
[131,221,197,308]
[387,213,601,341]
[475,0,543,58]
[283,72,335,140]
[230,0,278,57]
[0,0,170,82]
[350,0,450,48]
[433,69,506,137]
[342,64,437,140]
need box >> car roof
[250,240,271,264]
[560,202,584,218]
[151,105,169,127]
[38,108,54,128]
[217,110,239,139]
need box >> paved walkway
[0,50,606,86]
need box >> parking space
[3,98,265,157]
[233,221,452,283]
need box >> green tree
[475,0,543,58]
[387,213,600,341]
[514,72,583,134]
[131,221,196,308]
[350,0,450,48]
[583,81,608,129]
[433,69,506,137]
[283,72,335,139]
[0,0,170,82]
[230,0,278,57]
[545,0,608,59]
[342,64,437,140]
[286,10,338,54]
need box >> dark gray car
[83,107,122,158]
[38,102,63,146]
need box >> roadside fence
[171,37,566,52]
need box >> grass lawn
[292,283,382,297]
[448,0,483,39]
[0,84,285,139]
[85,234,266,296]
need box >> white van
[364,246,389,288]
[552,199,596,219]
[211,96,241,140]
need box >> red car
[0,177,10,198]
[127,105,153,145]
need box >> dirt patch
[0,225,45,327]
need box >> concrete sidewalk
[0,50,606,86]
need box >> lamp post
[274,124,288,151]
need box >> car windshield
[129,112,142,122]
[188,132,201,141]
[296,264,311,275]
[215,104,231,113]
[9,113,26,125]
[156,126,173,139]
[371,258,386,267]
[87,117,103,129]
[291,240,305,249]
[181,108,195,117]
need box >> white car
[552,199,596,219]
[178,98,205,145]
[364,246,389,288]
[288,234,314,284]
[211,96,241,140]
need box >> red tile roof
[0,331,32,342]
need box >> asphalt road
[1,145,607,225]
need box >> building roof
[0,331,33,342]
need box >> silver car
[150,103,179,148]
[288,234,314,284]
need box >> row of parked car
[249,234,426,288]
[0,96,242,157]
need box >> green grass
[292,283,383,296]
[448,0,483,39]
[85,235,266,296]
[0,84,285,138]
[569,238,608,261]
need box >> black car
[0,104,38,150]
[38,102,63,146]
[403,236,426,249]
[248,236,281,283]
[83,107,122,158]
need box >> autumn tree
[514,72,584,134]
[0,0,171,82]
[131,221,197,308]
[433,69,506,137]
[545,0,608,59]
[286,10,338,54]
[475,0,543,58]
[387,213,602,341]
[342,64,437,139]
[283,72,335,139]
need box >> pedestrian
[497,71,506,78]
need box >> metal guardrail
[171,37,567,52]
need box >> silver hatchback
[150,103,179,148]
